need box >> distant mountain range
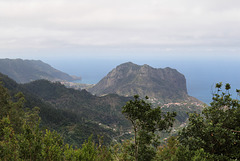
[0,58,81,83]
[0,59,202,105]
[0,59,204,144]
[88,62,196,104]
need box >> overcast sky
[0,0,240,59]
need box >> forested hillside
[0,70,205,146]
[1,80,239,160]
[22,80,131,129]
[0,72,131,146]
[0,61,237,160]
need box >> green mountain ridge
[0,60,204,146]
[0,58,81,83]
[22,79,131,130]
[0,72,131,146]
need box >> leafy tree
[178,83,240,160]
[64,135,112,161]
[111,139,135,161]
[0,116,20,160]
[122,95,176,161]
[0,83,113,161]
[0,83,43,160]
[0,83,26,134]
[155,136,179,161]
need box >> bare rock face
[88,62,189,103]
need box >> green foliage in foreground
[1,82,240,161]
[157,83,240,161]
[122,95,176,161]
[0,84,112,161]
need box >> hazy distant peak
[0,58,81,83]
[116,62,136,68]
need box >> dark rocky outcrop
[88,62,189,103]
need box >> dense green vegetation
[157,83,240,161]
[22,79,131,130]
[0,73,131,146]
[0,85,176,160]
[0,72,201,146]
[1,69,239,160]
[0,84,112,160]
[177,83,240,160]
[122,95,176,160]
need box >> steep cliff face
[88,62,189,103]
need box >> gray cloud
[0,0,240,55]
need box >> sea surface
[45,57,240,104]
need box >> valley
[0,59,205,145]
[0,58,239,160]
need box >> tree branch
[231,130,240,133]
